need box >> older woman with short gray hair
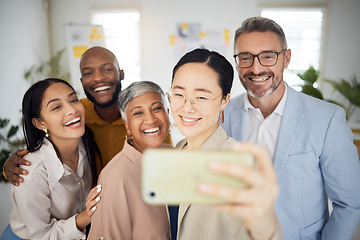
[118,81,167,122]
[88,81,172,240]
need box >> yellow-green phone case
[142,148,254,205]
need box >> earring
[221,110,225,124]
[43,128,49,138]
[125,132,134,144]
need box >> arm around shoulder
[4,149,30,186]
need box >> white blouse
[9,138,92,240]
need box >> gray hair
[118,81,167,122]
[234,16,287,50]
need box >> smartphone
[142,148,254,205]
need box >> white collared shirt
[9,138,92,240]
[244,85,287,158]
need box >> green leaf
[23,48,70,84]
[301,85,323,99]
[326,78,360,107]
[0,119,9,128]
[297,66,319,85]
[24,66,35,80]
[7,126,19,139]
[0,149,11,160]
[350,75,360,91]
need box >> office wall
[320,0,360,121]
[0,0,50,123]
[0,0,50,233]
[47,0,255,98]
[0,0,359,235]
[48,0,360,121]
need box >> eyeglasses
[233,50,286,68]
[166,90,223,110]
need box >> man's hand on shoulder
[5,149,30,186]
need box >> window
[91,10,141,89]
[261,8,324,89]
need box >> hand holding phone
[142,148,254,205]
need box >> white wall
[1,0,360,235]
[48,0,254,98]
[48,0,360,121]
[0,0,50,234]
[0,0,50,124]
[320,0,360,121]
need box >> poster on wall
[64,24,105,97]
[171,23,230,61]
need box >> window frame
[89,7,142,89]
[258,4,327,89]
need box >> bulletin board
[170,23,230,60]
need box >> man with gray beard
[222,16,360,240]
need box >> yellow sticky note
[73,46,88,58]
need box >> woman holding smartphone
[168,48,281,239]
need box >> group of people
[1,16,360,240]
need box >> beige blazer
[175,126,283,240]
[88,140,170,240]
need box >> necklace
[61,151,79,165]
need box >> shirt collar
[41,138,87,188]
[82,98,124,126]
[176,125,229,150]
[122,139,143,168]
[243,83,288,116]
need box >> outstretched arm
[198,142,281,240]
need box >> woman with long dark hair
[1,78,101,240]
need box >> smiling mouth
[64,117,81,126]
[181,116,201,123]
[249,76,270,82]
[93,85,111,93]
[143,127,161,135]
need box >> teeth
[143,127,160,134]
[64,117,80,126]
[250,76,270,82]
[94,86,110,92]
[181,116,199,122]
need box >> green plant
[297,66,323,99]
[297,66,360,120]
[24,48,70,84]
[325,75,360,120]
[0,118,25,182]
